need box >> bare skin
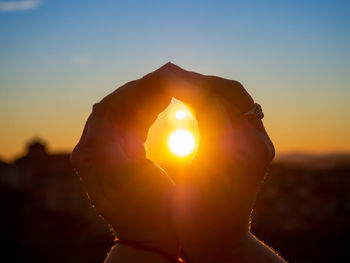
[71,70,180,260]
[71,63,286,263]
[165,64,284,263]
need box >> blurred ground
[0,141,349,262]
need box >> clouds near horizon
[0,0,41,12]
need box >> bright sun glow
[168,129,196,157]
[175,110,186,120]
[145,98,199,164]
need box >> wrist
[138,239,180,260]
[116,240,182,262]
[112,231,180,260]
[182,230,250,263]
[227,232,286,263]
[110,232,180,259]
[105,243,181,263]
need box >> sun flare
[145,98,199,164]
[175,110,186,120]
[168,129,196,157]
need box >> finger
[71,67,179,198]
[146,66,235,172]
[163,63,270,131]
[203,78,275,165]
[70,114,110,210]
[71,112,147,213]
[73,66,175,177]
[164,63,275,162]
[70,113,90,169]
[153,65,236,149]
[205,77,275,165]
[96,67,175,142]
[162,63,248,116]
[163,63,252,108]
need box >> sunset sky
[1,0,349,161]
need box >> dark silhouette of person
[71,63,285,263]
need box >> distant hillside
[2,147,350,171]
[274,153,350,170]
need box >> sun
[168,129,196,157]
[145,98,199,164]
[175,110,186,120]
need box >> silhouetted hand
[70,69,180,260]
[160,64,283,262]
[71,63,284,263]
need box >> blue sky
[0,0,349,160]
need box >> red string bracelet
[115,239,186,263]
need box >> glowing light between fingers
[175,110,186,120]
[168,129,196,157]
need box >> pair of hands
[71,63,277,263]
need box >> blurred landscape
[1,1,349,262]
[0,140,349,263]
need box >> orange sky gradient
[1,1,349,162]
